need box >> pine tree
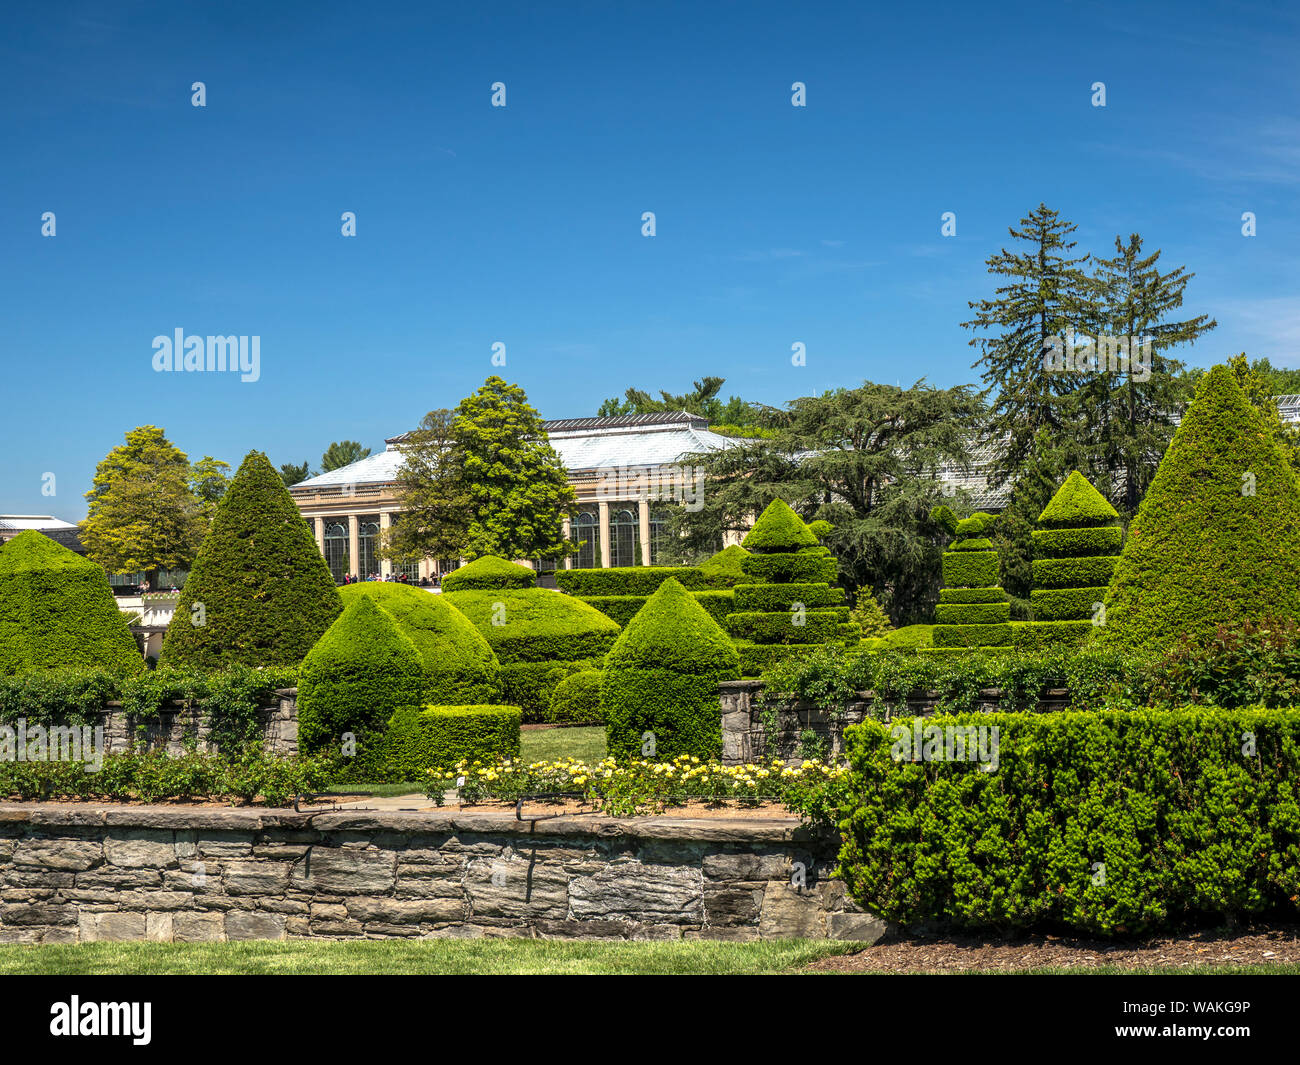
[962,204,1093,485]
[1077,234,1216,511]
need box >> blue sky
[3,0,1299,520]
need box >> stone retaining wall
[0,806,885,944]
[96,689,298,757]
[719,680,1072,764]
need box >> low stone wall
[719,680,1072,764]
[96,689,298,757]
[0,805,885,944]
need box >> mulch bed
[808,925,1300,972]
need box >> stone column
[597,500,611,568]
[638,502,651,566]
[379,512,393,579]
[313,516,324,558]
[562,515,573,569]
[348,515,360,581]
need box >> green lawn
[0,939,1293,975]
[0,938,851,975]
[520,725,606,763]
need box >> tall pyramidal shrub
[161,451,342,669]
[1097,364,1300,653]
[930,507,1011,648]
[723,499,858,675]
[0,530,143,677]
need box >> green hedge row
[580,590,734,627]
[554,566,716,596]
[725,610,848,644]
[1031,556,1118,589]
[1030,586,1109,620]
[939,551,999,588]
[931,622,1012,648]
[375,704,521,782]
[740,550,838,584]
[732,583,843,612]
[934,602,1011,625]
[938,588,1007,605]
[547,670,604,725]
[1032,526,1122,558]
[815,708,1300,935]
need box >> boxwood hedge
[547,669,604,725]
[376,703,521,781]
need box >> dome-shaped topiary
[297,594,424,757]
[440,554,537,591]
[339,583,501,704]
[547,669,604,725]
[741,498,820,552]
[1097,365,1300,653]
[161,451,342,669]
[1037,470,1120,528]
[0,530,143,676]
[604,578,739,760]
[698,543,750,586]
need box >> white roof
[0,515,78,531]
[292,412,741,491]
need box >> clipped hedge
[934,602,1011,625]
[582,590,734,627]
[441,555,537,591]
[442,588,620,663]
[339,583,501,705]
[0,531,143,677]
[1031,556,1118,589]
[547,669,604,725]
[821,708,1300,935]
[939,551,999,588]
[376,704,521,782]
[740,498,819,551]
[1027,472,1120,632]
[931,508,1011,650]
[740,548,838,585]
[698,544,750,586]
[1030,586,1110,620]
[604,579,739,760]
[296,596,423,758]
[555,566,709,596]
[1031,526,1123,558]
[732,583,843,612]
[162,451,342,669]
[725,610,847,644]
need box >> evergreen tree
[962,203,1093,485]
[161,451,342,668]
[1227,353,1300,472]
[384,409,473,564]
[278,461,312,487]
[320,440,371,472]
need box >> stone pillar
[313,516,324,558]
[597,500,611,568]
[379,512,393,579]
[638,502,651,566]
[347,515,360,581]
[562,515,573,569]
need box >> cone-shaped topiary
[0,530,143,676]
[930,506,1011,648]
[440,555,536,591]
[1027,471,1121,640]
[339,583,501,704]
[297,594,424,758]
[604,578,739,759]
[161,451,342,668]
[741,498,819,552]
[698,543,750,585]
[1097,365,1300,653]
[728,500,855,673]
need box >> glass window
[649,505,673,566]
[571,511,599,569]
[611,508,639,568]
[357,517,381,580]
[323,522,348,585]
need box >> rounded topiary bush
[547,669,604,725]
[339,583,501,704]
[377,703,521,781]
[603,578,739,760]
[296,595,424,759]
[441,555,537,591]
[1097,365,1300,653]
[0,530,143,677]
[161,451,342,669]
[698,544,750,586]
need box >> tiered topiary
[929,506,1011,649]
[296,595,424,762]
[603,578,739,760]
[443,555,620,719]
[0,530,143,677]
[1025,470,1121,646]
[1097,364,1300,654]
[339,583,501,704]
[161,451,342,669]
[724,499,858,675]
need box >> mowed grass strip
[0,938,853,976]
[519,725,606,764]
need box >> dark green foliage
[547,670,604,725]
[339,583,501,705]
[816,708,1300,935]
[581,590,733,627]
[0,667,119,724]
[1009,620,1094,651]
[440,555,537,591]
[939,552,999,588]
[741,498,819,551]
[938,587,1006,604]
[296,596,424,757]
[604,579,739,760]
[555,566,709,596]
[496,659,602,720]
[732,583,843,612]
[1098,366,1300,653]
[161,451,342,669]
[725,610,847,644]
[1146,617,1300,709]
[0,531,143,677]
[740,549,838,584]
[1032,556,1117,589]
[934,602,1010,625]
[1031,587,1109,620]
[376,704,521,781]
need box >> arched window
[323,522,348,585]
[572,511,599,569]
[357,517,380,579]
[649,505,672,566]
[611,508,639,568]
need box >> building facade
[288,411,747,583]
